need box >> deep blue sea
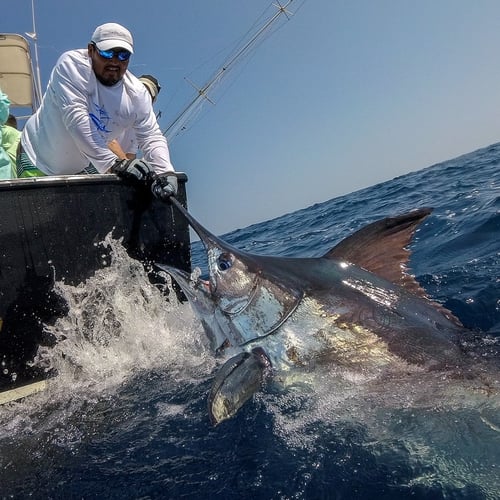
[0,143,499,499]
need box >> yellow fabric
[1,125,21,178]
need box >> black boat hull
[0,174,191,395]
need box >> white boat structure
[0,32,41,119]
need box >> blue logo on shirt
[89,104,111,133]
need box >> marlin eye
[217,253,233,271]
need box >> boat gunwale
[0,172,188,191]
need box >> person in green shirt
[0,89,12,179]
[1,114,21,178]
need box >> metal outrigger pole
[24,0,43,110]
[163,1,294,141]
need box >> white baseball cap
[91,23,134,54]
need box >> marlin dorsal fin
[324,208,462,325]
[324,208,432,295]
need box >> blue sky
[4,0,500,234]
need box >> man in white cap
[19,22,177,200]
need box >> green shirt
[1,125,20,178]
[0,91,10,179]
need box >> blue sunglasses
[93,43,131,62]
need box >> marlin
[161,199,470,425]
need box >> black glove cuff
[111,159,126,174]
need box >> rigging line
[213,0,293,79]
[162,0,295,140]
[25,0,43,110]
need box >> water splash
[0,235,216,437]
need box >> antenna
[24,0,43,109]
[163,0,294,141]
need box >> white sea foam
[0,236,216,437]
[263,361,500,498]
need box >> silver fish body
[161,203,467,425]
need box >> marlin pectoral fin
[208,348,271,426]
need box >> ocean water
[0,143,499,499]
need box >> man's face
[88,43,130,86]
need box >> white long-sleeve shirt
[21,49,174,175]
